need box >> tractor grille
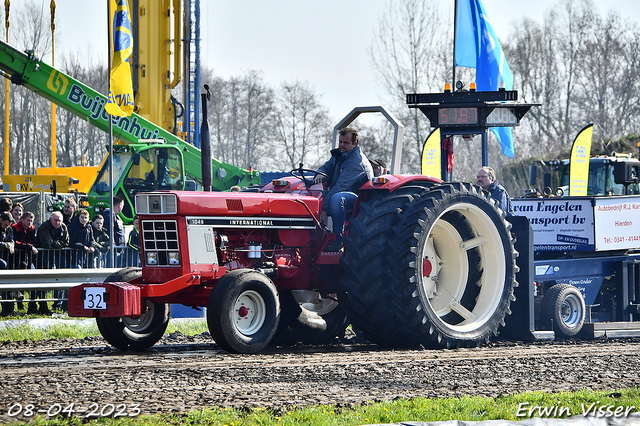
[142,220,180,266]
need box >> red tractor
[68,109,518,354]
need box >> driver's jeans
[328,191,357,241]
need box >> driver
[314,127,373,251]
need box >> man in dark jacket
[61,198,77,227]
[102,196,125,267]
[314,127,373,251]
[102,195,125,246]
[69,209,96,268]
[476,166,513,215]
[0,211,16,316]
[37,211,70,310]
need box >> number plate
[84,287,107,310]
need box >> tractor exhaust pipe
[200,85,212,191]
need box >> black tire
[96,268,170,351]
[391,183,518,348]
[341,184,434,346]
[273,290,348,345]
[541,283,585,338]
[207,269,280,353]
[343,182,518,348]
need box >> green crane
[0,40,260,222]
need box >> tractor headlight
[168,252,180,265]
[146,252,158,265]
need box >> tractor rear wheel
[341,184,434,346]
[207,269,280,353]
[96,268,171,351]
[390,183,518,348]
[342,183,518,348]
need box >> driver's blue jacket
[317,146,373,212]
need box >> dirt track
[1,333,640,423]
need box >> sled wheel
[542,283,585,338]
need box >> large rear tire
[96,268,171,351]
[342,183,518,348]
[341,184,434,346]
[207,269,280,353]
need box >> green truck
[0,40,260,222]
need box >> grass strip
[4,388,640,425]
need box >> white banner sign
[594,197,640,250]
[512,198,594,251]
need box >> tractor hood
[148,190,322,218]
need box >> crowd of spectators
[0,195,142,316]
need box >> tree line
[1,0,639,191]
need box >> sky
[12,0,640,124]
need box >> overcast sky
[13,0,640,123]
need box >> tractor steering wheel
[290,163,328,189]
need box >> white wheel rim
[418,202,506,332]
[561,293,583,328]
[292,290,339,315]
[233,290,267,336]
[123,300,155,331]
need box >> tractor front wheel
[207,270,280,353]
[96,267,170,351]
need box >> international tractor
[67,98,521,353]
[67,88,640,354]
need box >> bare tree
[273,81,331,170]
[370,0,448,172]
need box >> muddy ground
[0,333,639,423]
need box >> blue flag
[455,0,514,158]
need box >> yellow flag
[106,0,134,117]
[569,124,593,196]
[421,128,441,178]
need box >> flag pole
[452,0,457,88]
[107,1,114,268]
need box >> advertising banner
[512,198,595,251]
[421,128,441,179]
[594,197,640,250]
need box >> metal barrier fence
[0,246,141,305]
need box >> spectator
[13,211,47,314]
[69,209,96,268]
[102,196,125,267]
[102,196,125,246]
[36,211,70,310]
[11,202,24,224]
[62,198,77,227]
[13,211,39,265]
[0,197,12,213]
[0,211,17,316]
[91,214,110,267]
[369,159,387,177]
[125,215,141,266]
[476,166,514,215]
[8,203,23,309]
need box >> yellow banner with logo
[569,124,593,196]
[421,128,441,178]
[106,0,134,117]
